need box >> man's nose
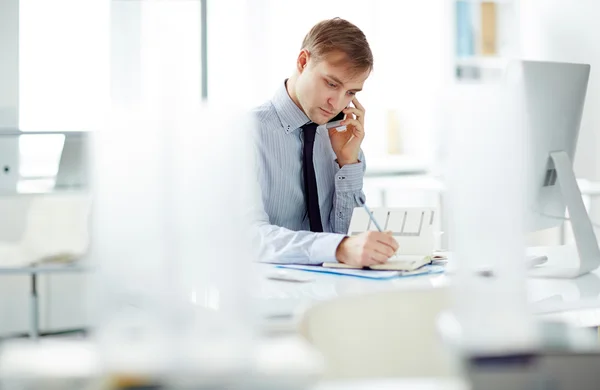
[327,92,345,111]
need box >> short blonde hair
[301,17,373,75]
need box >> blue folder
[276,264,445,280]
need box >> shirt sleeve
[329,150,366,235]
[255,218,347,264]
[249,183,346,264]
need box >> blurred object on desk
[299,287,459,380]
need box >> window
[17,0,203,188]
[17,0,109,189]
[19,0,110,132]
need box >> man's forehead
[325,68,369,89]
[317,52,370,85]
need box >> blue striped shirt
[252,80,366,264]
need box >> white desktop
[506,60,600,278]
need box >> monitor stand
[529,151,600,278]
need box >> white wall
[19,0,109,132]
[110,0,142,107]
[520,0,600,181]
[520,0,600,235]
[370,0,452,163]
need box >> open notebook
[323,255,433,271]
[324,207,440,271]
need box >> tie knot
[301,122,318,134]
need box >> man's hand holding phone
[328,97,366,167]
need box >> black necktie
[301,122,323,232]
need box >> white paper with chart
[348,207,437,255]
[322,207,439,271]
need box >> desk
[257,264,600,332]
[531,271,600,328]
[0,264,88,340]
[258,264,445,334]
[313,379,467,390]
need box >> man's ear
[297,49,309,73]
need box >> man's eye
[347,91,356,96]
[327,82,337,88]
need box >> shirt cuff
[334,160,365,192]
[309,233,346,264]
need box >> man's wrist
[337,158,360,167]
[335,236,349,263]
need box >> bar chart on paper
[348,207,437,255]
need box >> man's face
[296,51,370,125]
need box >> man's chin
[310,111,330,125]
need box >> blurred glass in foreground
[90,104,261,381]
[443,83,538,356]
[0,1,321,388]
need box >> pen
[358,196,383,232]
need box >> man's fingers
[388,234,400,252]
[352,97,365,112]
[383,231,399,251]
[365,250,388,264]
[340,117,362,128]
[328,127,352,141]
[343,107,364,121]
[374,233,398,252]
[366,231,397,250]
[328,127,346,137]
[370,244,395,259]
[340,118,364,137]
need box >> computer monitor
[0,131,89,193]
[506,60,600,278]
[54,132,89,190]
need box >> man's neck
[285,76,305,115]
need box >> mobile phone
[325,110,347,132]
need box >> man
[253,17,398,267]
